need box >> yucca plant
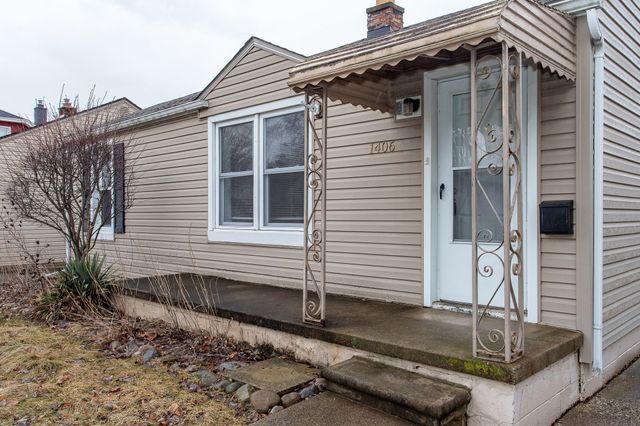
[57,254,115,301]
[37,254,116,321]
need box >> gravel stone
[251,389,281,414]
[225,381,243,393]
[124,340,139,356]
[213,379,231,391]
[142,347,159,363]
[299,384,317,399]
[195,369,218,387]
[235,384,252,403]
[269,405,284,415]
[281,391,301,407]
[314,378,328,392]
[216,361,247,372]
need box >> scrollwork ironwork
[471,44,525,363]
[303,88,328,326]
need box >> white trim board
[422,64,539,322]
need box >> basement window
[208,97,305,247]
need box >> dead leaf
[168,402,181,417]
[145,329,158,341]
[56,372,72,385]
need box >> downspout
[587,8,604,372]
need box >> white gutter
[587,7,604,371]
[549,0,602,15]
[113,99,208,131]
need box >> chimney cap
[367,1,404,14]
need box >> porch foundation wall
[579,325,640,400]
[115,294,581,425]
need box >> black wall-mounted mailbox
[540,200,574,235]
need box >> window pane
[453,169,503,242]
[220,122,253,173]
[266,172,304,225]
[101,189,112,227]
[265,112,304,169]
[452,90,502,169]
[220,175,253,224]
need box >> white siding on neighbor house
[539,73,578,330]
[98,46,425,305]
[600,0,640,350]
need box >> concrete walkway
[556,358,640,425]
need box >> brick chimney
[367,0,404,38]
[58,97,77,118]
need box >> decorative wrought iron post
[471,42,525,363]
[302,86,328,326]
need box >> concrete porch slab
[121,274,582,385]
[224,357,319,395]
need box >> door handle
[439,183,445,200]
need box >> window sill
[98,228,115,242]
[208,228,303,247]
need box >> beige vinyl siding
[0,137,67,268]
[600,0,640,349]
[201,47,299,117]
[98,112,303,286]
[539,73,578,330]
[99,46,424,305]
[325,79,423,304]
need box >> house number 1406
[370,141,396,154]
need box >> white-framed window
[0,126,11,137]
[92,152,115,241]
[208,97,306,247]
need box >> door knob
[439,183,445,200]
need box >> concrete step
[322,357,471,425]
[255,392,414,426]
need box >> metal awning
[289,0,575,96]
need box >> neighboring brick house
[0,109,32,137]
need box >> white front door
[435,74,505,306]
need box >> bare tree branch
[0,89,139,261]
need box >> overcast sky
[1,0,487,120]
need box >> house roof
[0,109,33,127]
[113,92,207,130]
[120,92,200,122]
[0,109,23,120]
[289,0,576,91]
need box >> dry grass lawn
[0,316,244,425]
